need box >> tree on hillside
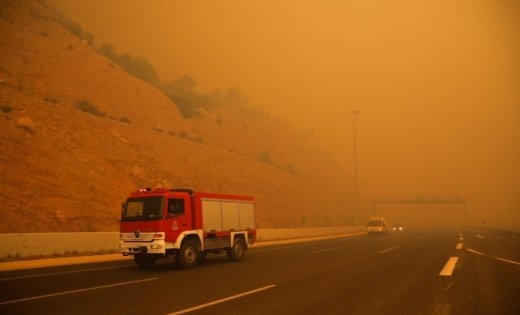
[224,87,250,108]
[219,87,268,117]
[168,74,196,91]
[117,54,162,88]
[98,43,117,60]
[162,75,212,117]
[97,43,162,88]
[52,10,94,45]
[50,9,260,118]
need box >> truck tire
[227,238,246,262]
[176,239,199,269]
[134,255,156,269]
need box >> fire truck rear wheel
[227,238,246,262]
[177,239,200,269]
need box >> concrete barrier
[0,232,119,260]
[0,226,366,260]
[256,226,365,242]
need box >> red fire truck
[119,188,256,269]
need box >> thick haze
[51,0,519,227]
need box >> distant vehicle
[367,216,388,236]
[392,223,404,232]
[119,187,256,269]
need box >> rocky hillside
[0,0,352,232]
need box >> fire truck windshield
[121,196,164,221]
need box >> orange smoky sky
[50,0,519,227]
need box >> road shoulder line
[467,248,520,266]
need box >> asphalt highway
[0,227,518,315]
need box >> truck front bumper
[119,239,166,255]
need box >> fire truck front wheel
[227,238,246,262]
[176,239,200,269]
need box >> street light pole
[350,110,360,225]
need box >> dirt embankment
[0,0,352,233]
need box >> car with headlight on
[392,223,404,232]
[367,216,388,236]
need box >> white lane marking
[439,257,459,276]
[378,245,401,254]
[0,277,158,306]
[0,264,135,282]
[459,236,464,241]
[167,284,277,315]
[467,248,520,266]
[456,243,463,250]
[312,246,343,254]
[476,234,484,239]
